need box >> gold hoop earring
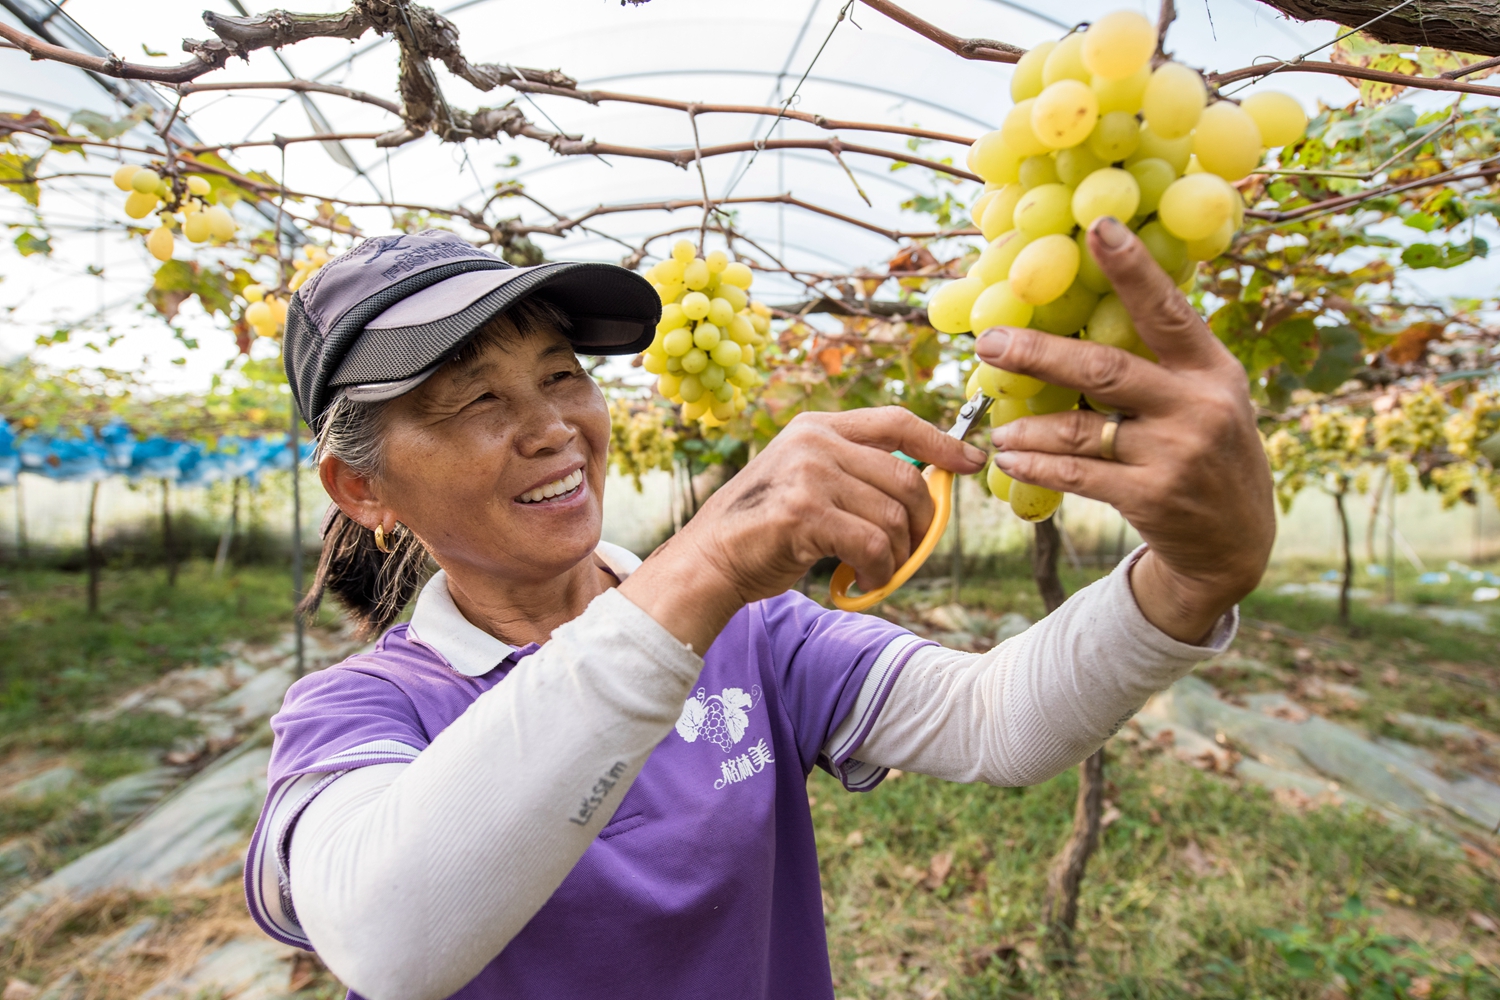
[374,523,391,555]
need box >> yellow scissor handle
[830,465,953,612]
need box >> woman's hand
[979,216,1275,644]
[620,408,986,652]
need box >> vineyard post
[161,477,177,587]
[1386,481,1397,602]
[213,476,240,577]
[1333,480,1353,628]
[84,480,100,614]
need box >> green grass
[0,562,303,747]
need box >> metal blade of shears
[948,389,993,443]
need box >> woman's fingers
[1086,217,1237,376]
[820,406,987,474]
[815,506,903,594]
[992,409,1141,464]
[975,328,1176,415]
[991,448,1134,508]
[828,439,935,543]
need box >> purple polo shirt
[245,588,930,998]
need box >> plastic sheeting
[0,421,312,487]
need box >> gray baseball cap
[283,229,660,429]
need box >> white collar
[407,541,643,678]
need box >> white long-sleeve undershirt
[288,552,1232,1000]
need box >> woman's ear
[320,455,391,532]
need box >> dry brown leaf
[1470,910,1500,935]
[923,851,954,890]
[1181,841,1220,878]
[845,829,865,847]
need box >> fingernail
[977,329,1010,359]
[992,451,1016,470]
[991,426,1010,449]
[962,443,986,466]
[1094,216,1128,250]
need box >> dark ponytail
[298,393,430,639]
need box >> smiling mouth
[517,468,584,505]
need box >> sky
[0,0,1495,398]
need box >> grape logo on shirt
[676,686,762,751]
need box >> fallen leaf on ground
[845,829,864,847]
[1470,910,1500,934]
[923,851,954,890]
[1181,841,1220,878]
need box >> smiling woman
[244,224,1275,1000]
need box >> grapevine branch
[855,0,1023,63]
[1251,0,1500,59]
[1246,157,1500,224]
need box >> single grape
[672,239,696,263]
[977,362,1044,399]
[986,462,1014,501]
[1075,228,1111,294]
[730,364,758,389]
[643,352,668,375]
[130,168,161,195]
[658,372,682,399]
[1093,62,1151,116]
[718,284,749,312]
[1184,219,1234,261]
[112,164,140,191]
[242,284,266,303]
[1055,146,1104,187]
[681,291,711,321]
[660,303,688,330]
[980,184,1024,241]
[711,339,743,368]
[1240,91,1307,147]
[705,250,728,273]
[1031,278,1099,336]
[1041,31,1089,86]
[714,383,735,403]
[1083,294,1139,350]
[679,374,705,403]
[721,261,754,289]
[1126,124,1193,174]
[700,363,726,390]
[1009,233,1080,306]
[1142,62,1207,140]
[1081,11,1155,81]
[1010,40,1057,102]
[683,258,710,290]
[1136,220,1188,274]
[186,175,211,196]
[1028,382,1082,414]
[710,397,735,421]
[1001,100,1050,158]
[1013,183,1075,238]
[205,205,236,241]
[683,398,710,421]
[658,258,686,283]
[1019,156,1060,190]
[728,314,757,344]
[1010,482,1063,522]
[1192,101,1263,181]
[1126,158,1176,216]
[657,282,684,306]
[1157,174,1235,241]
[969,130,1022,185]
[245,300,272,328]
[1071,168,1140,229]
[1032,79,1099,150]
[666,356,683,373]
[971,188,999,230]
[182,211,211,243]
[662,327,694,357]
[969,280,1034,333]
[928,276,985,333]
[123,191,158,219]
[145,226,174,262]
[1087,111,1141,164]
[682,348,709,374]
[989,396,1031,426]
[692,322,721,351]
[970,230,1031,285]
[741,344,756,368]
[707,297,735,327]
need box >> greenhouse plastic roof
[1,0,1482,392]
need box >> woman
[246,223,1273,1000]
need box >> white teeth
[519,469,583,504]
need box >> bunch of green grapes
[112,164,237,262]
[926,10,1308,522]
[238,247,333,339]
[640,240,771,428]
[608,399,679,490]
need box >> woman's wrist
[617,534,747,655]
[1127,550,1241,646]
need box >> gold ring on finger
[1099,412,1126,462]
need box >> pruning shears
[830,389,994,612]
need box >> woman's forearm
[855,549,1234,786]
[288,588,702,1000]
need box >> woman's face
[372,325,611,586]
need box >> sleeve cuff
[1114,544,1238,659]
[574,586,706,685]
[819,633,933,791]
